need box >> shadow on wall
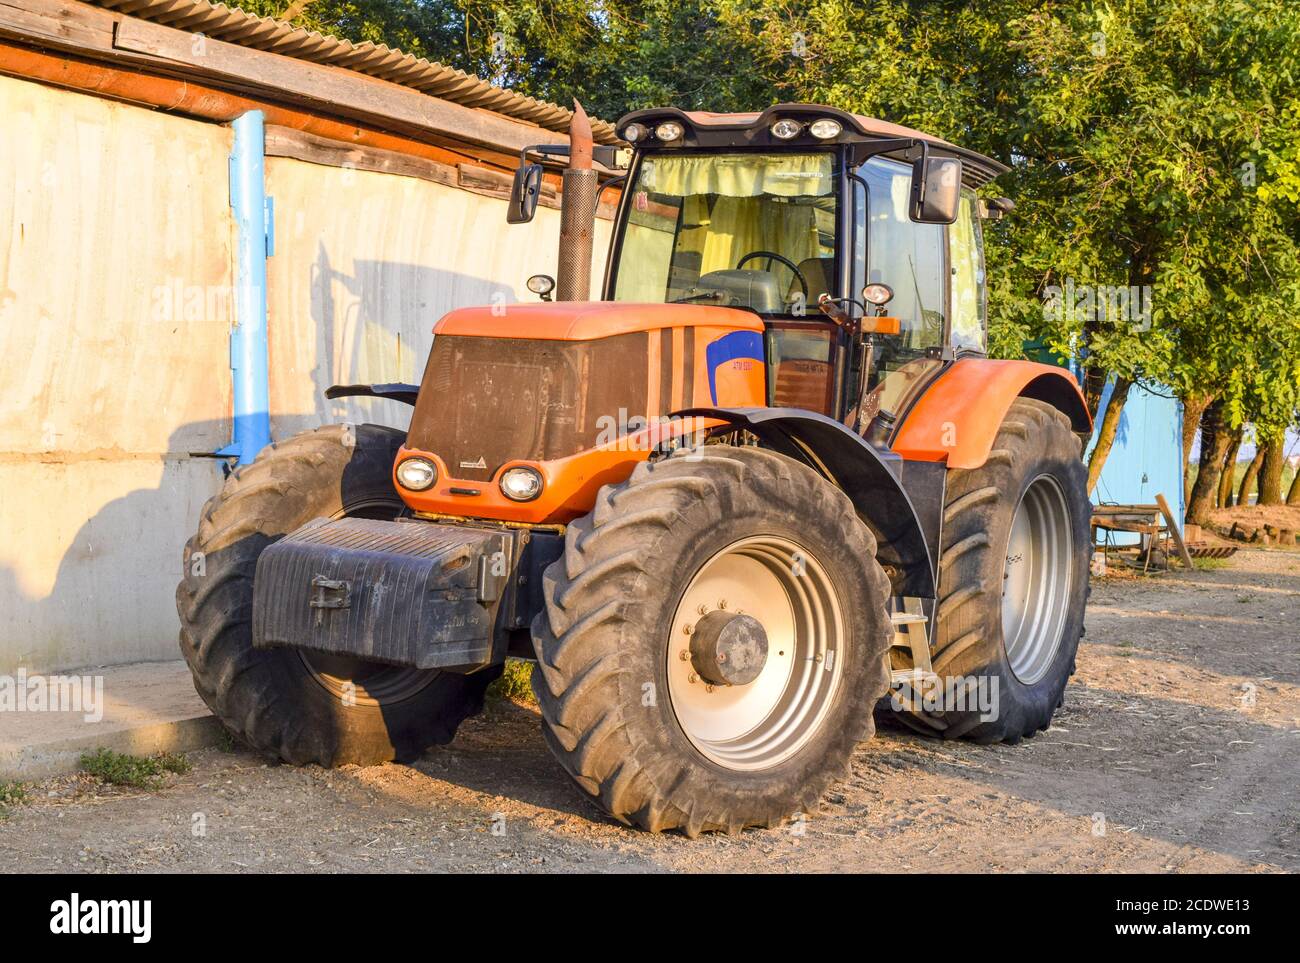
[278,246,520,436]
[1,257,521,676]
[0,422,228,676]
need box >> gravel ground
[1,549,1296,873]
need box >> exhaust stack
[556,100,599,301]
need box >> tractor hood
[433,301,764,341]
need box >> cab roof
[617,103,1009,188]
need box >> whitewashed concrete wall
[0,75,614,673]
[0,75,234,674]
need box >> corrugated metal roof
[89,0,619,143]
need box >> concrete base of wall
[0,660,221,781]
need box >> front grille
[407,334,650,479]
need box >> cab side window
[949,190,986,352]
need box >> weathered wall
[0,74,234,673]
[0,74,614,673]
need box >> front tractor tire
[177,424,497,767]
[890,398,1091,742]
[531,446,894,835]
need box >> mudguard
[890,359,1090,469]
[675,406,935,599]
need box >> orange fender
[891,359,1091,470]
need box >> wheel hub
[666,535,844,771]
[690,610,768,687]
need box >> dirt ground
[1,549,1296,874]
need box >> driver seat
[786,257,836,305]
[693,269,784,312]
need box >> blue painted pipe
[218,110,273,465]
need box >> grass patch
[0,781,27,819]
[79,749,191,789]
[214,727,238,753]
[487,658,536,706]
[1194,557,1231,571]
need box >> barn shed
[1088,379,1186,526]
[0,0,618,673]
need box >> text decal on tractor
[179,101,1092,836]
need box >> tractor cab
[516,104,1008,437]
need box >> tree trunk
[1211,426,1242,506]
[1086,376,1131,496]
[1237,447,1266,506]
[1217,426,1243,507]
[1288,464,1300,505]
[1186,400,1232,524]
[1259,434,1286,505]
[1083,366,1108,423]
[1181,392,1212,500]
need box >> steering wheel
[736,251,808,300]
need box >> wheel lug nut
[683,624,693,635]
[718,599,727,609]
[705,684,714,693]
[697,603,709,615]
[688,672,698,684]
[679,649,691,661]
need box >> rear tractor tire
[530,446,894,835]
[890,398,1091,742]
[176,423,498,767]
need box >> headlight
[499,466,544,502]
[809,118,842,139]
[623,122,647,143]
[655,121,684,142]
[395,456,437,491]
[770,119,802,140]
[862,282,895,306]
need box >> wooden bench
[1091,494,1193,571]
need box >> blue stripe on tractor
[705,330,764,404]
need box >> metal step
[890,667,938,687]
[889,599,935,680]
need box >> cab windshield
[611,152,838,315]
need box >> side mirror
[507,163,544,224]
[909,155,962,224]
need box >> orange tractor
[178,104,1091,834]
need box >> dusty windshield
[612,152,838,314]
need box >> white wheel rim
[1001,474,1074,685]
[666,535,844,771]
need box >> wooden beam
[1155,493,1195,569]
[0,0,571,163]
[112,16,566,158]
[265,124,564,211]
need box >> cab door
[850,156,949,425]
